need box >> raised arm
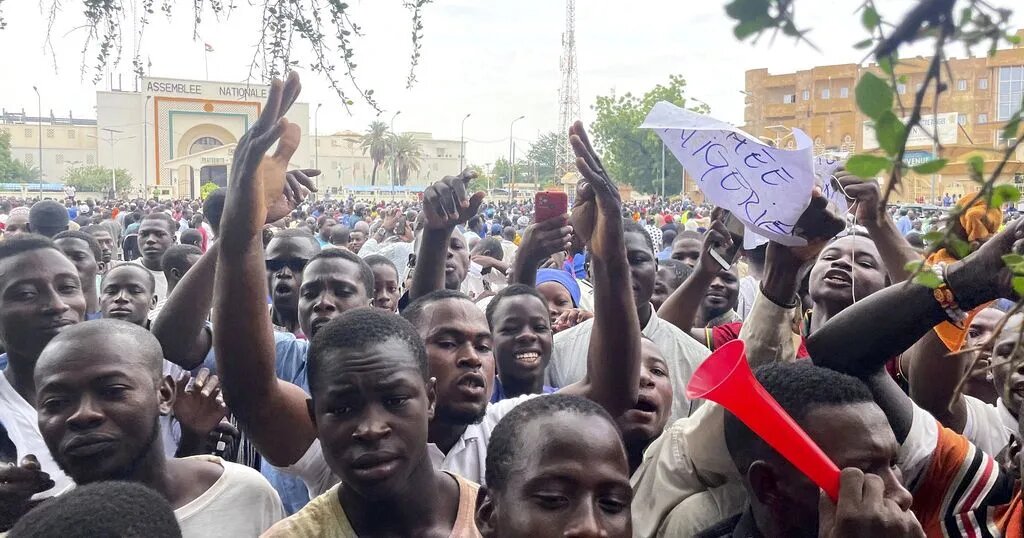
[838,172,920,283]
[808,217,1024,440]
[409,170,483,301]
[906,329,969,432]
[558,121,640,417]
[151,242,218,370]
[213,72,319,466]
[657,220,733,339]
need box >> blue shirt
[489,377,556,403]
[897,215,913,236]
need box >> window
[839,87,849,98]
[782,94,795,104]
[55,154,63,164]
[24,127,32,137]
[979,78,989,90]
[188,136,223,154]
[978,113,988,124]
[786,140,795,149]
[897,83,907,95]
[820,88,831,99]
[68,130,76,139]
[997,66,1023,121]
[957,113,968,125]
[86,154,95,165]
[46,129,54,139]
[436,147,445,158]
[841,134,855,152]
[25,154,33,165]
[802,90,810,101]
[957,79,968,91]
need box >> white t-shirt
[0,372,73,498]
[962,395,1017,457]
[174,455,285,537]
[546,307,710,421]
[279,394,537,498]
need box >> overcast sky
[1,0,1021,165]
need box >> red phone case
[535,191,568,222]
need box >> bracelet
[931,262,968,326]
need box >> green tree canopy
[62,165,133,194]
[523,131,560,186]
[360,121,391,186]
[589,74,709,195]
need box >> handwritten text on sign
[641,102,815,246]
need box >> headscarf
[536,268,581,307]
[644,225,663,251]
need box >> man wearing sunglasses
[265,228,321,338]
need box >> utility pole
[460,113,471,171]
[32,86,42,195]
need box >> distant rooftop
[0,110,97,126]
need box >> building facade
[311,130,463,192]
[1,111,98,185]
[741,30,1024,203]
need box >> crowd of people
[0,72,1021,537]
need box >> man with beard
[33,320,284,536]
[265,228,321,337]
[0,235,85,528]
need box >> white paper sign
[813,152,850,217]
[641,101,815,246]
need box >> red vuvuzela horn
[686,340,840,501]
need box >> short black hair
[485,394,615,491]
[140,212,177,234]
[316,214,338,229]
[180,229,203,246]
[723,362,874,474]
[402,289,475,330]
[202,188,227,233]
[28,200,69,235]
[53,230,102,262]
[329,226,352,245]
[102,262,157,294]
[658,258,693,288]
[473,237,504,261]
[81,224,111,237]
[8,480,182,538]
[363,254,399,279]
[307,248,374,299]
[485,284,548,328]
[161,244,202,279]
[271,227,321,251]
[661,228,677,248]
[0,234,58,264]
[308,307,429,394]
[622,219,654,253]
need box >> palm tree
[359,121,390,186]
[389,133,422,186]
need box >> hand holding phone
[706,210,744,271]
[534,191,568,222]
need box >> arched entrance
[191,136,228,188]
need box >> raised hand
[553,308,593,332]
[267,169,319,224]
[173,369,228,438]
[422,169,484,230]
[569,121,623,260]
[788,186,848,262]
[818,468,923,538]
[694,218,734,276]
[948,217,1024,306]
[517,217,574,271]
[0,455,53,529]
[836,169,882,225]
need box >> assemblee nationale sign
[144,79,269,100]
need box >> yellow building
[742,30,1024,203]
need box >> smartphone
[708,210,745,270]
[534,191,568,222]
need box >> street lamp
[460,113,471,171]
[390,110,401,193]
[509,115,525,197]
[32,86,42,195]
[143,95,152,196]
[315,103,322,194]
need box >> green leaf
[733,19,766,39]
[922,231,944,244]
[845,154,891,178]
[913,270,943,289]
[992,184,1021,206]
[854,38,874,50]
[861,7,880,30]
[904,260,923,274]
[1013,276,1024,296]
[911,159,948,174]
[856,73,894,120]
[878,56,894,75]
[1009,34,1023,45]
[874,112,906,155]
[1003,254,1024,266]
[968,155,985,178]
[898,75,908,84]
[948,237,971,259]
